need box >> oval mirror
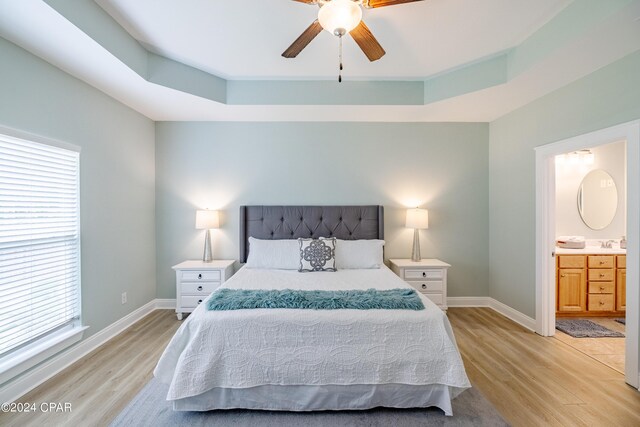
[577,169,618,230]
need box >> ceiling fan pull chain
[338,34,343,83]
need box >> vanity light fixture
[555,149,594,166]
[195,209,220,262]
[579,149,595,165]
[406,208,429,262]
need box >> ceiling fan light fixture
[318,0,363,36]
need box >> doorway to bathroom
[535,120,639,389]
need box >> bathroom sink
[555,245,626,254]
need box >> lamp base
[411,228,421,262]
[202,229,213,263]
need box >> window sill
[0,325,88,386]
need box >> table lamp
[195,209,219,262]
[406,208,429,262]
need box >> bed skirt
[172,383,466,416]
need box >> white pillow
[245,237,300,269]
[333,239,385,269]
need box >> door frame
[535,120,639,388]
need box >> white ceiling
[1,0,639,121]
[96,0,570,80]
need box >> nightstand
[389,259,450,311]
[172,260,235,320]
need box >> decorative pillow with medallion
[298,238,337,272]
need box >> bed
[154,205,470,415]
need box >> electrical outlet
[121,292,127,304]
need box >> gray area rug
[110,379,508,427]
[556,319,624,338]
[615,318,626,325]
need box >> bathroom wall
[555,140,627,240]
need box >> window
[0,131,81,365]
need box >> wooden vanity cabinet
[557,256,586,312]
[556,254,625,316]
[617,255,626,311]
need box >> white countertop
[555,246,626,255]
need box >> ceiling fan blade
[282,20,323,58]
[349,21,386,61]
[364,0,424,8]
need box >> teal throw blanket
[207,288,425,311]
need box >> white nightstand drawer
[408,281,443,292]
[181,282,220,294]
[182,295,208,308]
[423,293,443,305]
[181,270,221,282]
[404,269,443,280]
[390,259,450,312]
[173,260,235,320]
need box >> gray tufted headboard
[239,205,384,263]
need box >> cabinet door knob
[560,274,566,277]
[198,299,203,304]
[197,286,203,291]
[421,284,427,289]
[198,273,202,279]
[422,272,426,278]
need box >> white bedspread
[154,266,471,401]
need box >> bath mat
[556,319,624,338]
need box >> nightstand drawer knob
[421,284,427,289]
[422,272,426,278]
[198,273,202,279]
[197,286,203,291]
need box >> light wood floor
[1,308,639,426]
[450,308,640,426]
[554,317,626,373]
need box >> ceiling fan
[282,0,424,65]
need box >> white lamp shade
[406,208,429,229]
[318,0,362,34]
[195,209,220,229]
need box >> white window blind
[0,133,80,358]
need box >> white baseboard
[447,296,536,331]
[488,298,536,331]
[0,299,159,404]
[155,299,176,309]
[447,296,490,307]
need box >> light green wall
[155,122,489,299]
[0,38,156,336]
[489,50,640,317]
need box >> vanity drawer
[588,256,614,269]
[181,282,220,294]
[408,281,443,292]
[588,294,614,311]
[422,293,443,305]
[558,255,585,269]
[588,282,614,294]
[588,269,614,281]
[404,269,443,280]
[181,295,208,308]
[617,255,626,269]
[181,270,221,282]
